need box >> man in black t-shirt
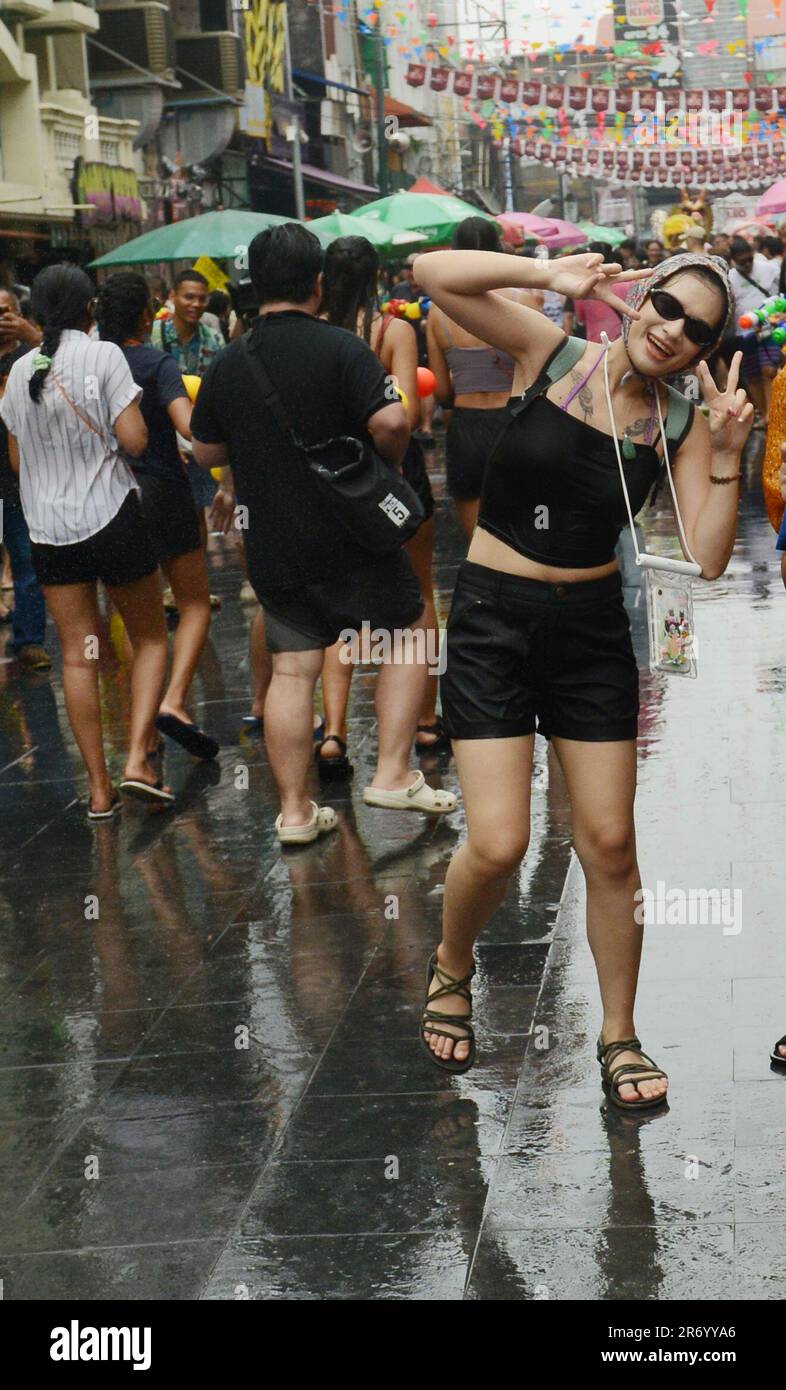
[192,224,456,842]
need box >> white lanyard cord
[600,333,701,572]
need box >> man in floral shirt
[151,269,226,605]
[151,268,224,375]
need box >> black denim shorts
[30,491,159,589]
[135,470,202,564]
[441,559,639,743]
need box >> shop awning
[368,91,432,128]
[261,158,379,197]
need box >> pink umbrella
[497,212,587,250]
[757,178,786,219]
[538,216,587,250]
[497,211,555,244]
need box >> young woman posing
[427,217,544,541]
[316,235,446,773]
[95,273,218,761]
[414,247,752,1107]
[0,265,172,815]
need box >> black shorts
[258,549,425,653]
[441,560,639,743]
[135,470,202,564]
[445,406,509,501]
[30,491,159,589]
[402,437,434,522]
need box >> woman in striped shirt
[0,264,173,817]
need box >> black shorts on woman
[440,335,695,744]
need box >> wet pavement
[0,424,783,1301]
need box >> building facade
[0,0,139,277]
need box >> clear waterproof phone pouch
[599,336,704,683]
[644,566,698,679]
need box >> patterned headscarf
[621,251,733,376]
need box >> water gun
[380,295,432,321]
[739,296,786,346]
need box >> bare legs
[428,733,666,1101]
[44,583,113,812]
[158,547,211,724]
[264,647,324,826]
[404,517,440,740]
[320,639,352,763]
[108,573,169,788]
[249,607,272,720]
[44,573,168,812]
[318,519,440,764]
[551,737,665,1102]
[426,736,534,1064]
[369,610,430,791]
[265,611,432,827]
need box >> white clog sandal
[362,769,457,815]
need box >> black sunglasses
[649,288,716,348]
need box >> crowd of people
[1,210,784,1093]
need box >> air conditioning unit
[92,3,175,83]
[174,32,243,98]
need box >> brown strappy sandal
[597,1035,669,1112]
[420,951,476,1074]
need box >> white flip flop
[363,769,457,815]
[275,801,338,845]
[119,778,175,806]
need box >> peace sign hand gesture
[548,253,652,318]
[696,351,754,455]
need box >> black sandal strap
[317,735,348,757]
[428,958,475,1008]
[422,1013,474,1041]
[597,1036,641,1066]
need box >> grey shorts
[258,550,425,653]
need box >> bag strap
[240,334,299,444]
[735,267,769,297]
[51,370,108,442]
[375,311,395,358]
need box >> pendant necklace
[621,377,657,461]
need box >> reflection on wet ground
[0,428,782,1300]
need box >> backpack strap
[508,334,588,419]
[542,335,587,385]
[663,384,694,454]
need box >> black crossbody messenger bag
[241,336,424,555]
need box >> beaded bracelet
[709,473,742,485]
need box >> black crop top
[477,344,695,569]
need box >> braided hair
[28,264,95,403]
[321,236,379,344]
[94,272,150,346]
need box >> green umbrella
[306,209,427,255]
[349,192,497,250]
[576,222,626,248]
[89,209,293,267]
